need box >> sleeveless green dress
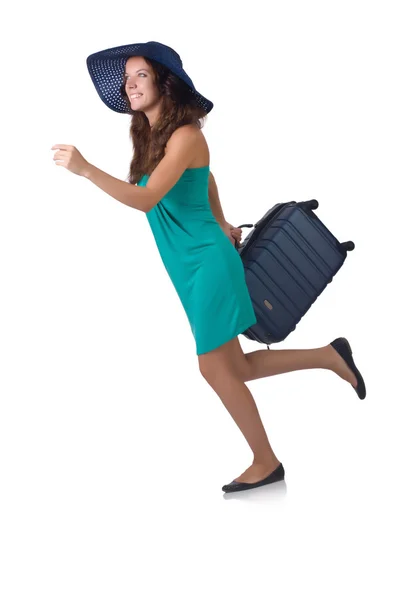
[137,166,257,355]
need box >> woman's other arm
[208,171,227,226]
[208,171,243,246]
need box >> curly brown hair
[119,57,209,185]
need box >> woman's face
[124,56,161,113]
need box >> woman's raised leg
[244,344,358,386]
[221,337,357,387]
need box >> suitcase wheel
[304,199,319,210]
[340,241,355,251]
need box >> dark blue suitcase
[235,199,355,346]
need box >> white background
[1,0,396,597]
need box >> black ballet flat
[330,337,366,400]
[222,463,285,493]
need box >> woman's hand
[220,221,243,247]
[51,144,91,177]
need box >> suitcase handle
[233,200,315,248]
[234,224,253,248]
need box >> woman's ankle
[252,454,280,468]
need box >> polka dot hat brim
[86,40,214,115]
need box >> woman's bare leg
[198,361,281,482]
[244,344,357,387]
[198,338,358,484]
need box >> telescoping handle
[233,199,355,251]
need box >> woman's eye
[125,73,146,80]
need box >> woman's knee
[197,354,218,381]
[197,340,251,383]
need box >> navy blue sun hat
[86,40,214,115]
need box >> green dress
[137,166,257,355]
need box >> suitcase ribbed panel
[242,204,347,344]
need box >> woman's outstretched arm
[84,125,199,213]
[84,165,150,213]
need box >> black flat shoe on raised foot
[330,337,366,400]
[222,463,285,493]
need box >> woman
[51,41,366,493]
